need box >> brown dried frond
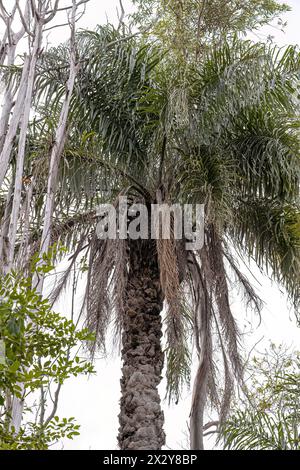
[85,235,116,356]
[204,224,243,382]
[188,233,242,426]
[49,233,87,306]
[187,251,215,403]
[223,245,263,319]
[111,237,128,346]
[188,251,217,449]
[212,304,235,425]
[157,236,183,345]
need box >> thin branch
[203,420,219,431]
[43,21,69,31]
[46,0,90,17]
[30,0,40,21]
[44,0,59,24]
[117,0,125,31]
[44,382,62,426]
[16,0,34,37]
[0,0,10,17]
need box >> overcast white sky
[1,0,300,451]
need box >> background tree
[131,0,290,60]
[220,344,300,450]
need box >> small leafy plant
[0,252,95,449]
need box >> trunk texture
[118,239,165,450]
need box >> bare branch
[117,0,125,31]
[16,0,34,37]
[43,21,69,31]
[0,0,9,17]
[203,420,219,431]
[45,0,90,18]
[30,0,40,21]
[44,0,59,24]
[44,382,62,426]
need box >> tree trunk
[189,357,208,450]
[34,0,79,292]
[118,239,166,450]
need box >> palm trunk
[118,239,166,450]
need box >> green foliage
[131,0,290,61]
[0,255,95,449]
[0,418,80,450]
[220,344,300,450]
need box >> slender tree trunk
[5,21,43,273]
[0,55,30,189]
[34,0,79,292]
[118,239,166,450]
[189,357,208,450]
[0,1,29,152]
[0,179,13,270]
[0,43,17,152]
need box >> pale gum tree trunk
[16,181,34,268]
[0,55,30,188]
[6,21,43,273]
[9,14,45,429]
[0,179,13,269]
[118,239,166,450]
[9,0,81,432]
[0,2,30,152]
[189,355,208,450]
[0,1,32,188]
[0,43,17,152]
[34,0,79,293]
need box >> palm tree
[2,26,299,449]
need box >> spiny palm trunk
[118,239,165,450]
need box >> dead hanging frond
[158,235,193,403]
[188,250,216,399]
[155,189,185,345]
[190,224,243,429]
[85,235,116,356]
[212,304,235,426]
[165,290,193,404]
[187,225,245,448]
[154,188,192,403]
[85,194,131,356]
[49,233,87,306]
[222,242,263,320]
[157,236,183,343]
[187,250,215,450]
[111,237,128,346]
[205,225,243,383]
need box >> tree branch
[16,0,34,38]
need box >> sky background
[1,0,300,451]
